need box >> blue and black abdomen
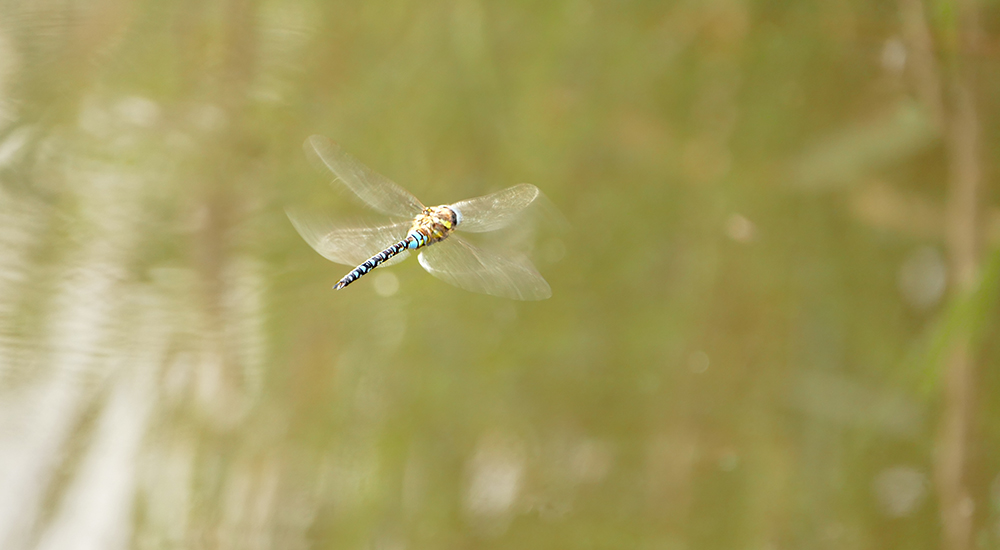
[333,205,458,290]
[334,240,410,289]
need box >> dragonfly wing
[449,183,540,233]
[417,235,551,300]
[304,135,424,218]
[287,209,411,267]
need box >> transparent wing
[449,183,540,233]
[286,209,411,267]
[304,135,424,218]
[417,235,551,300]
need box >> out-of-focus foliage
[0,0,997,549]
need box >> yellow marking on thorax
[410,205,457,245]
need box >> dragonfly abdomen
[335,239,410,289]
[334,206,457,290]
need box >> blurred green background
[0,0,998,549]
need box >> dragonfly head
[409,205,460,247]
[448,204,463,227]
[424,205,459,228]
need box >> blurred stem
[945,82,982,291]
[902,0,984,549]
[899,0,944,128]
[193,0,259,422]
[938,74,981,550]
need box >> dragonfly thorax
[406,205,459,249]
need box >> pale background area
[0,1,996,549]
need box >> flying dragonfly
[288,135,552,300]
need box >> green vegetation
[0,1,996,548]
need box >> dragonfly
[288,135,552,300]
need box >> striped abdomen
[334,205,458,290]
[335,239,411,290]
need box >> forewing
[286,209,411,267]
[304,135,424,218]
[449,183,540,233]
[417,235,551,300]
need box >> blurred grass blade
[914,248,1000,394]
[792,101,939,190]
